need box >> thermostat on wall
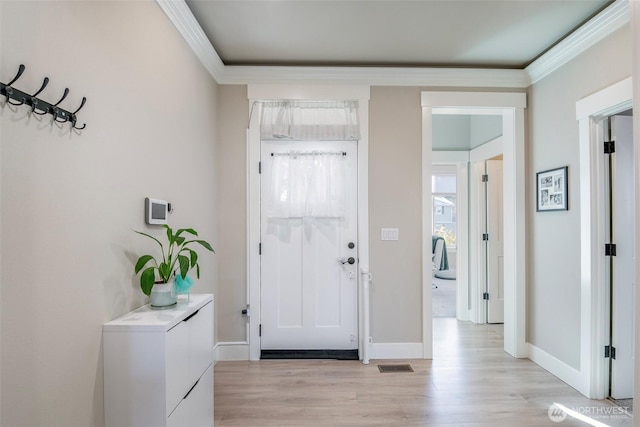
[145,197,170,225]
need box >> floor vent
[378,364,413,373]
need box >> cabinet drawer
[166,301,213,415]
[167,363,213,427]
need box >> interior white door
[608,115,635,399]
[260,140,358,350]
[486,159,504,324]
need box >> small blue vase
[174,275,194,302]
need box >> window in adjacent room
[432,168,457,248]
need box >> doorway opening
[431,165,458,319]
[576,77,633,398]
[431,114,507,328]
[422,91,527,360]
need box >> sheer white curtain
[261,100,357,218]
[267,152,347,219]
[260,100,360,141]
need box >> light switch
[381,228,399,241]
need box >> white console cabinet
[103,294,214,427]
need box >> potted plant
[134,225,214,307]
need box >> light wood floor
[214,319,632,426]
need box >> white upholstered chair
[432,238,444,276]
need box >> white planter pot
[150,281,177,308]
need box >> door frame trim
[246,85,371,361]
[422,92,527,359]
[575,77,632,398]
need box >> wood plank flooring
[214,319,632,426]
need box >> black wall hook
[0,64,87,130]
[30,77,50,115]
[50,88,68,118]
[4,86,25,106]
[70,97,87,129]
[72,97,86,115]
[2,64,27,105]
[6,64,25,86]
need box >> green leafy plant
[133,225,215,296]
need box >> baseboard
[528,343,589,396]
[370,342,424,359]
[214,341,249,363]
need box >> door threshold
[260,349,358,360]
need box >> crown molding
[525,0,630,85]
[155,0,225,80]
[156,0,629,89]
[222,65,528,88]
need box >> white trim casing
[422,92,527,359]
[502,106,528,358]
[224,66,527,88]
[155,0,628,88]
[576,78,634,120]
[421,106,434,359]
[455,164,470,322]
[246,85,371,362]
[575,77,632,399]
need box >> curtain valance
[259,100,360,141]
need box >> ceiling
[185,0,612,69]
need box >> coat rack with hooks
[0,64,87,130]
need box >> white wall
[527,25,631,369]
[0,1,219,426]
[216,85,248,342]
[369,87,423,343]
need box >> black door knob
[347,257,355,265]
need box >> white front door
[486,159,504,324]
[260,140,358,350]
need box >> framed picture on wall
[536,166,568,212]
